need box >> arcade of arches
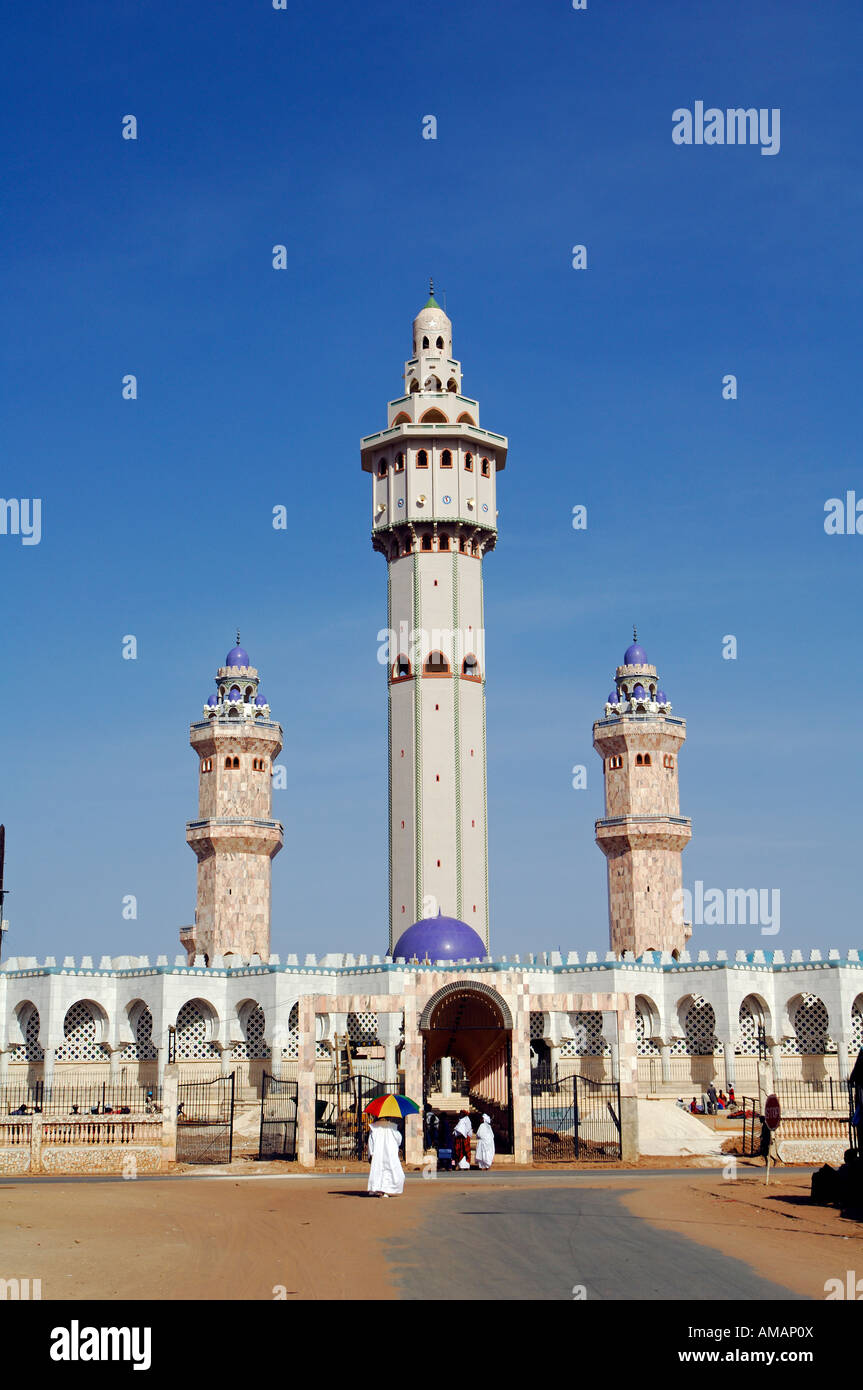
[422,986,512,1123]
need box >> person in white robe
[367,1119,405,1197]
[476,1114,495,1170]
[453,1112,473,1169]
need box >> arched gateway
[420,981,513,1153]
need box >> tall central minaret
[361,287,508,951]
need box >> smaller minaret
[593,631,692,957]
[183,637,284,964]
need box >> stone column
[439,1056,452,1096]
[602,1010,620,1082]
[769,1041,783,1094]
[30,1112,43,1174]
[548,1042,561,1082]
[717,1035,735,1090]
[161,1066,179,1167]
[297,997,317,1168]
[42,1047,55,1091]
[402,998,423,1168]
[108,1047,122,1082]
[377,1012,403,1086]
[658,1040,672,1085]
[615,1002,639,1162]
[270,1036,287,1080]
[835,1035,851,1083]
[0,1050,9,1086]
[219,1046,232,1078]
[511,995,533,1165]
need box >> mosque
[1,291,860,1167]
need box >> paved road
[383,1184,806,1301]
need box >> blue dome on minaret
[624,641,647,665]
[225,641,249,668]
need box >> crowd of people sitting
[678,1083,744,1116]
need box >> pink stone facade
[594,713,691,957]
[184,674,284,966]
[296,973,636,1168]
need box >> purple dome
[392,914,487,963]
[228,685,241,700]
[225,645,249,668]
[607,690,618,705]
[254,693,267,707]
[206,693,219,707]
[624,642,647,665]
[632,683,647,700]
[656,689,667,704]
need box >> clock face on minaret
[360,293,509,953]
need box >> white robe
[476,1121,495,1169]
[367,1120,405,1195]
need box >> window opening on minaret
[447,378,458,392]
[441,449,452,468]
[481,458,490,477]
[439,534,450,551]
[393,656,411,680]
[436,336,444,349]
[462,654,480,678]
[457,412,476,425]
[377,458,387,477]
[465,453,474,472]
[425,651,450,674]
[417,449,428,468]
[422,336,429,349]
[421,534,432,551]
[394,452,405,472]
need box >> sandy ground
[619,1168,863,1299]
[1,1165,858,1300]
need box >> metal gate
[258,1073,298,1160]
[531,1073,621,1162]
[176,1073,235,1164]
[315,1075,400,1160]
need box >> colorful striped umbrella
[363,1093,420,1119]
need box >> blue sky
[2,0,861,963]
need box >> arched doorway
[420,982,513,1154]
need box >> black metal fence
[177,1073,235,1165]
[315,1075,401,1161]
[531,1073,621,1162]
[775,1078,847,1116]
[741,1098,761,1155]
[258,1073,298,1160]
[1,1080,163,1117]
